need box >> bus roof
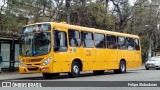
[25,22,139,38]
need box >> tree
[110,0,136,32]
[0,0,27,37]
[59,0,115,30]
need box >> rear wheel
[146,68,149,70]
[42,73,59,79]
[93,70,104,75]
[156,68,160,70]
[114,60,126,74]
[68,61,80,78]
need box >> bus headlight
[19,60,25,67]
[42,57,52,66]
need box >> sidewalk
[0,71,20,80]
[0,71,42,80]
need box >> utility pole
[148,3,152,59]
[66,0,71,24]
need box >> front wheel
[114,60,126,74]
[68,61,80,78]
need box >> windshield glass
[22,23,51,33]
[20,32,51,56]
[149,56,160,61]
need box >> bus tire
[93,70,104,75]
[68,61,80,78]
[114,60,126,74]
[42,73,59,79]
[156,68,160,70]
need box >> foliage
[67,0,115,30]
[0,0,160,58]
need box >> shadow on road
[7,71,137,80]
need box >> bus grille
[23,58,43,62]
[27,67,39,71]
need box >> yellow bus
[19,22,142,78]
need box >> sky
[0,0,7,9]
[108,0,138,10]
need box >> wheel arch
[72,58,83,71]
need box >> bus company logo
[23,59,31,62]
[2,82,11,87]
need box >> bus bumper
[19,63,53,74]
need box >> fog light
[42,67,49,71]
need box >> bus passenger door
[53,30,70,73]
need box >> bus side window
[54,31,68,52]
[94,33,105,48]
[81,31,94,48]
[68,29,81,47]
[126,38,134,50]
[117,36,126,50]
[106,35,117,49]
[134,39,140,50]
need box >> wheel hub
[73,65,79,74]
[121,63,125,72]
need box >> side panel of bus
[105,49,118,69]
[95,49,106,70]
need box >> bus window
[134,39,140,50]
[94,33,105,48]
[106,35,117,49]
[20,32,51,56]
[117,36,126,50]
[81,31,94,48]
[126,38,134,50]
[54,31,68,52]
[68,29,81,47]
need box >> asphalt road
[1,66,160,90]
[2,66,160,81]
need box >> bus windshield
[22,23,51,33]
[20,32,51,56]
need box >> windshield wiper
[26,50,30,54]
